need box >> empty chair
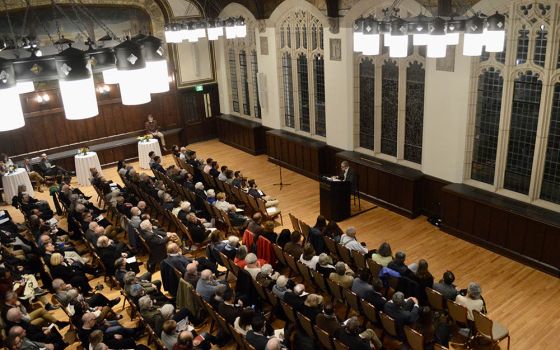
[473,310,510,350]
[314,325,334,350]
[426,287,445,312]
[404,325,425,350]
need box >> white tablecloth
[75,152,103,186]
[138,139,162,169]
[2,168,34,202]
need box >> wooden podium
[320,177,351,221]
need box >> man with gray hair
[6,308,66,349]
[338,160,357,192]
[265,337,285,350]
[329,261,355,289]
[383,291,420,339]
[339,227,369,255]
[455,282,484,320]
[283,283,308,311]
[196,269,227,301]
[139,219,176,272]
[8,325,56,350]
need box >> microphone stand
[273,165,291,190]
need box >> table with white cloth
[74,151,103,186]
[2,168,34,202]
[138,139,162,169]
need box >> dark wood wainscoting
[216,115,266,155]
[335,151,423,218]
[418,175,451,218]
[178,84,220,144]
[265,130,327,179]
[441,184,560,276]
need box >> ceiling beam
[325,0,339,18]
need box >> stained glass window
[404,62,425,164]
[359,59,375,150]
[297,54,310,132]
[228,48,239,113]
[381,60,399,157]
[314,55,326,137]
[504,73,542,195]
[540,84,560,204]
[516,28,529,65]
[282,53,294,128]
[533,28,548,67]
[239,50,250,116]
[250,50,261,119]
[471,69,504,184]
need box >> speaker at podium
[320,176,351,222]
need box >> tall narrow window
[314,55,326,137]
[359,59,375,150]
[381,60,399,157]
[239,50,250,116]
[228,49,239,113]
[533,28,548,67]
[404,62,425,164]
[297,54,310,132]
[516,28,529,65]
[282,53,294,128]
[504,73,542,195]
[540,84,560,204]
[471,69,504,184]
[250,50,261,119]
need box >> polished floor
[3,138,559,349]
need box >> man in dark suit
[162,242,192,274]
[338,160,357,193]
[139,219,173,272]
[283,284,308,311]
[217,289,243,324]
[246,316,270,350]
[383,292,420,339]
[150,156,166,174]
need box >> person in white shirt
[299,243,320,270]
[339,227,370,256]
[455,282,485,320]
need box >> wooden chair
[367,259,383,279]
[336,244,354,267]
[313,271,328,294]
[228,323,249,350]
[361,300,379,326]
[298,219,311,240]
[272,243,287,266]
[352,250,367,271]
[343,289,362,316]
[265,288,279,307]
[433,344,448,350]
[326,278,345,305]
[379,311,399,339]
[314,325,334,350]
[288,213,301,232]
[256,197,283,225]
[297,313,315,338]
[404,325,425,350]
[296,261,315,285]
[426,287,445,312]
[323,236,340,259]
[446,300,471,346]
[280,300,297,323]
[473,310,510,350]
[333,339,350,350]
[284,252,300,277]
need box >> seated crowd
[0,144,490,350]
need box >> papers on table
[126,256,137,264]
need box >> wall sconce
[97,84,111,95]
[35,93,50,104]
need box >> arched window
[381,60,399,157]
[224,17,260,119]
[358,58,375,150]
[278,10,325,137]
[466,0,560,211]
[404,61,425,164]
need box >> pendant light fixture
[484,12,506,52]
[353,17,365,53]
[139,35,169,94]
[164,23,183,43]
[207,19,224,41]
[0,58,25,131]
[362,17,380,56]
[225,18,237,39]
[463,15,485,56]
[55,46,99,120]
[385,18,408,58]
[15,81,34,94]
[114,38,151,105]
[410,14,431,46]
[86,43,119,85]
[235,17,247,38]
[426,17,447,58]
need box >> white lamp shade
[425,35,448,58]
[195,28,206,39]
[207,27,224,41]
[187,30,199,43]
[236,24,247,38]
[0,87,25,131]
[118,68,152,105]
[484,29,505,52]
[413,33,430,46]
[102,68,119,85]
[362,34,380,56]
[225,26,237,39]
[353,32,365,52]
[16,81,35,94]
[165,30,183,43]
[59,77,99,120]
[463,33,484,56]
[146,60,170,94]
[385,34,408,58]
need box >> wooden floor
[3,138,559,349]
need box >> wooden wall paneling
[367,166,378,197]
[541,226,560,269]
[457,197,475,235]
[506,215,527,253]
[441,190,459,228]
[419,175,450,218]
[473,203,491,241]
[113,104,127,135]
[488,207,508,247]
[523,221,545,262]
[102,104,117,136]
